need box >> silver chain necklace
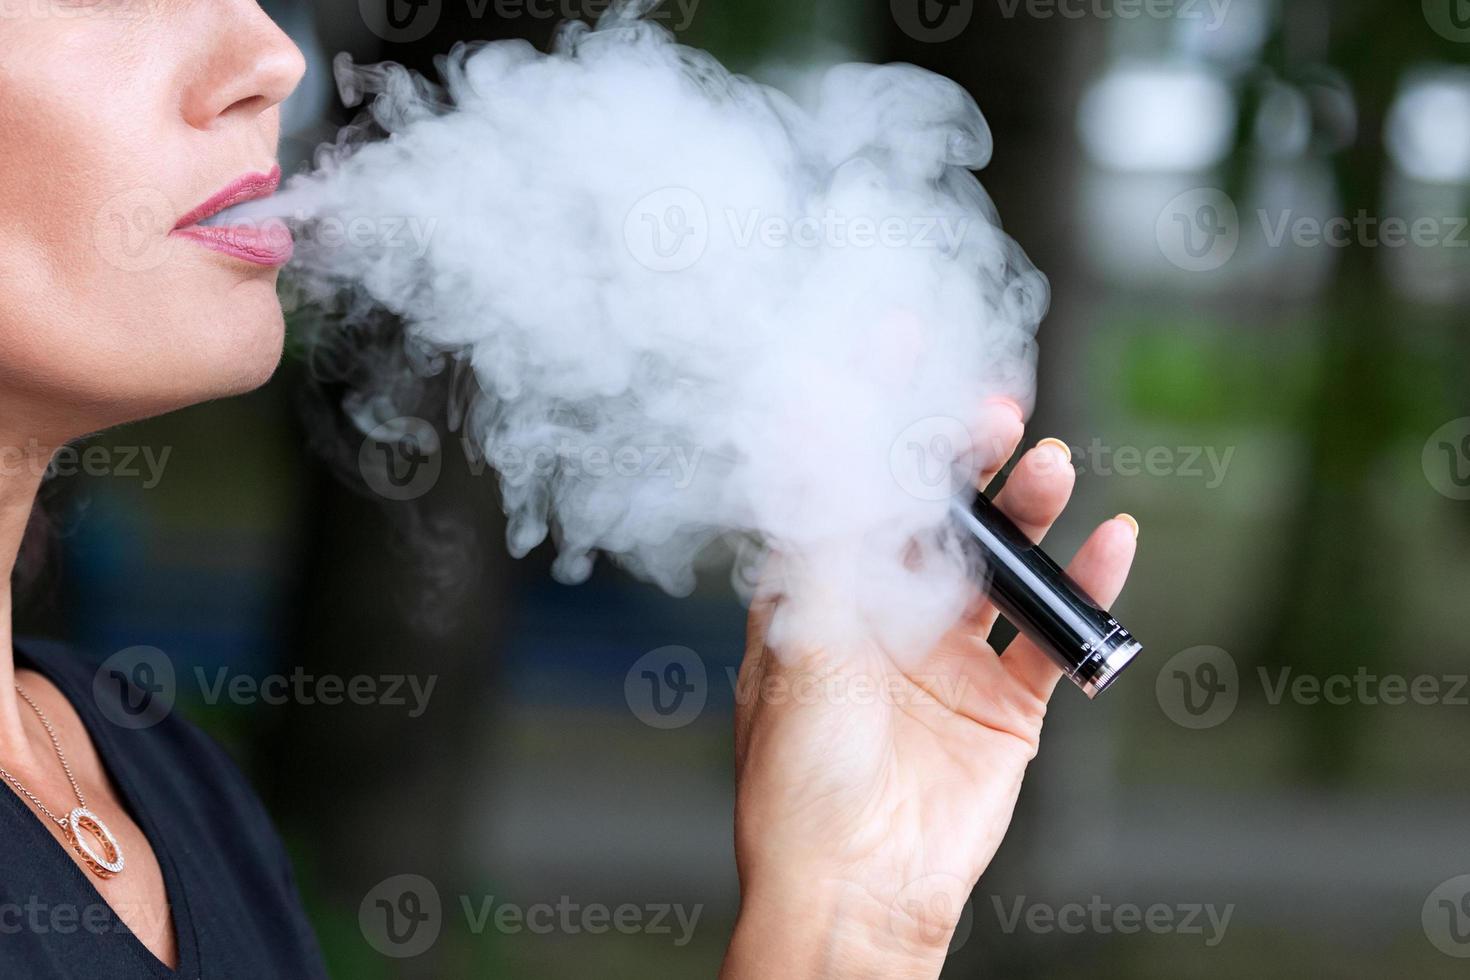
[0,684,126,878]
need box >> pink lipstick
[172,166,294,267]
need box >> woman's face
[0,1,305,443]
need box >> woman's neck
[0,434,57,764]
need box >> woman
[0,2,1137,977]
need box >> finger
[1001,515,1140,700]
[972,398,1025,491]
[965,438,1076,636]
[992,439,1076,541]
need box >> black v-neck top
[1,639,328,979]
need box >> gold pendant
[64,808,125,879]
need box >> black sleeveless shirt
[0,639,328,979]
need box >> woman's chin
[222,303,289,395]
[131,298,289,418]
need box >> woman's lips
[174,222,295,267]
[171,166,294,267]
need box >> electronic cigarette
[951,494,1142,698]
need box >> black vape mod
[952,494,1142,698]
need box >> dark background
[18,0,1470,975]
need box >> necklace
[0,685,125,879]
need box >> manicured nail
[1115,513,1140,539]
[985,397,1025,423]
[1036,437,1072,461]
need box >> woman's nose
[181,0,308,131]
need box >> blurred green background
[18,0,1470,976]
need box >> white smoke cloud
[242,3,1048,656]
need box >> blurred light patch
[1385,67,1470,186]
[1254,81,1312,160]
[1079,62,1236,173]
[1172,0,1273,67]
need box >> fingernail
[1036,437,1072,461]
[1115,514,1140,539]
[985,397,1025,423]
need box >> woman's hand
[720,401,1140,979]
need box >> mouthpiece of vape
[952,494,1142,699]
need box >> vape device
[952,494,1142,698]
